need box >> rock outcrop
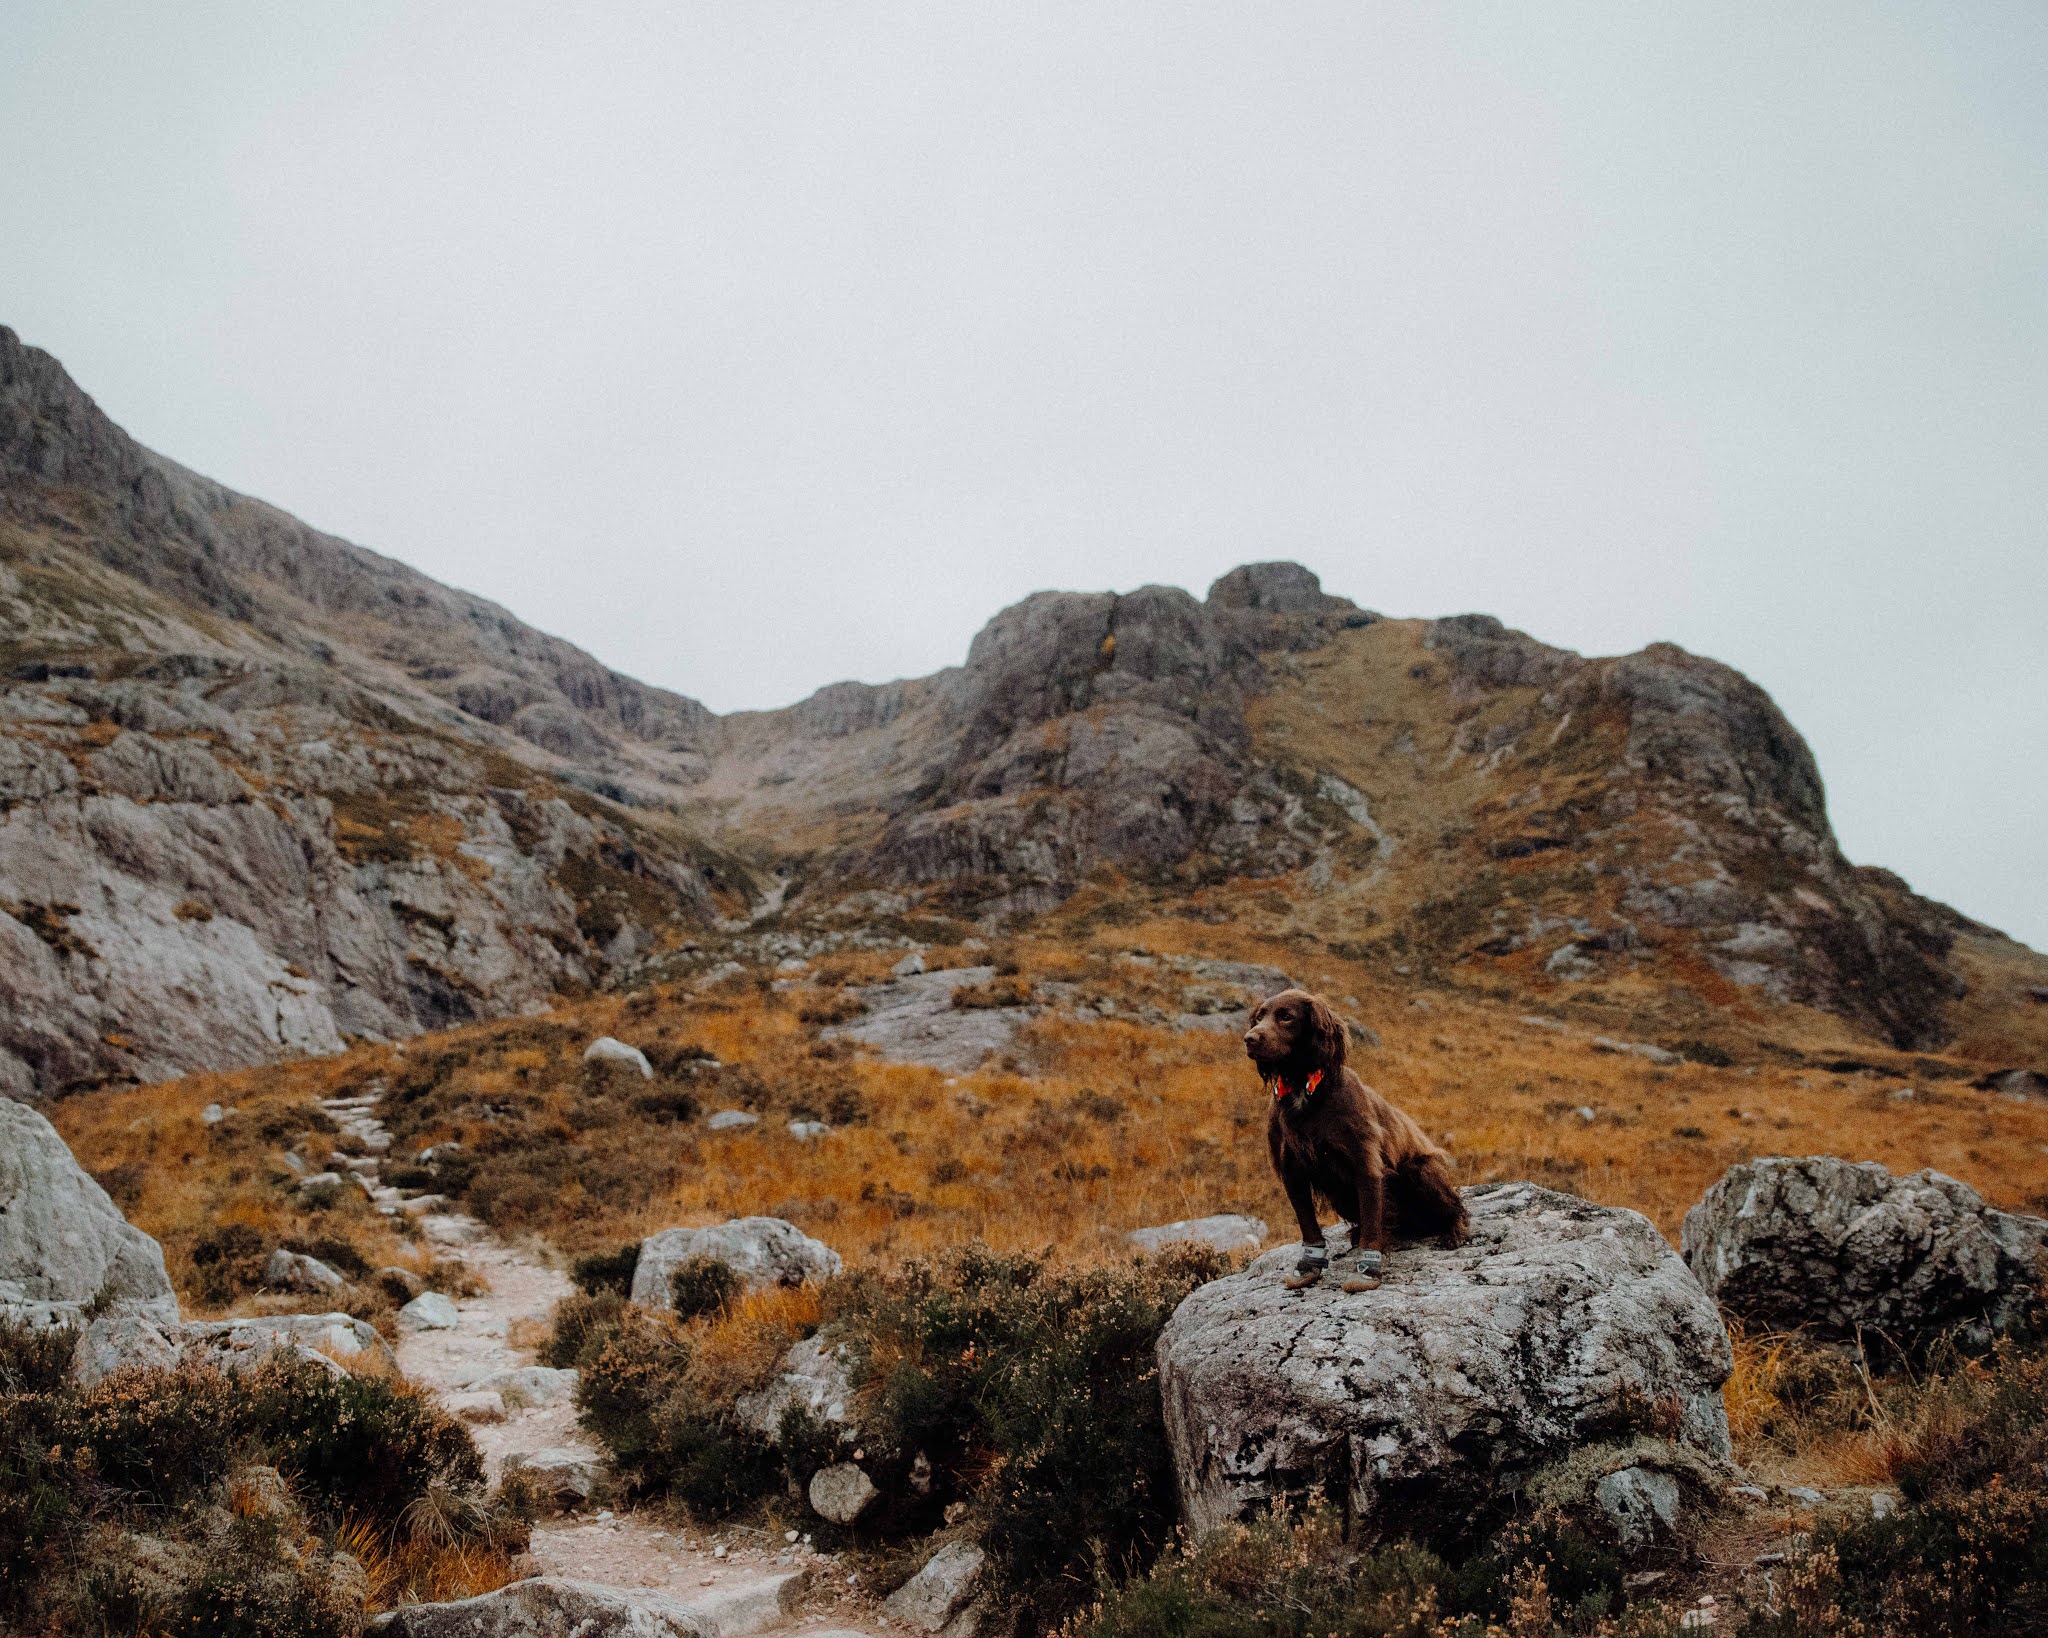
[885,1541,987,1635]
[735,1332,859,1443]
[1128,1215,1267,1256]
[631,1217,843,1309]
[1682,1155,2048,1350]
[369,1577,710,1637]
[0,1097,176,1326]
[1156,1183,1732,1537]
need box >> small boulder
[464,1364,578,1407]
[1129,1215,1266,1257]
[736,1333,858,1441]
[397,1292,461,1332]
[264,1248,346,1295]
[0,1098,178,1329]
[1597,1465,1684,1548]
[631,1218,842,1309]
[1157,1183,1732,1536]
[706,1108,760,1131]
[294,1171,345,1193]
[375,1266,426,1299]
[809,1461,878,1523]
[1682,1155,2048,1350]
[502,1448,603,1512]
[788,1119,832,1140]
[582,1036,654,1079]
[893,950,928,977]
[369,1577,701,1636]
[443,1390,506,1424]
[885,1541,986,1634]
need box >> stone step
[673,1570,806,1638]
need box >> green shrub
[828,1243,1231,1630]
[190,1222,271,1304]
[571,1243,642,1297]
[542,1290,629,1367]
[669,1255,739,1321]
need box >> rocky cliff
[3,324,2040,1094]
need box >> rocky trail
[321,1089,882,1638]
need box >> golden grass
[51,927,2048,1318]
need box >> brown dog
[1245,988,1469,1290]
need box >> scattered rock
[419,1214,486,1247]
[885,1541,987,1634]
[444,1390,506,1424]
[200,1102,230,1125]
[464,1365,579,1407]
[893,950,928,977]
[397,1292,461,1332]
[1681,1155,2048,1349]
[706,1109,760,1131]
[1596,1466,1684,1548]
[375,1265,425,1298]
[264,1248,346,1294]
[0,1098,178,1329]
[582,1036,654,1079]
[501,1449,603,1513]
[294,1171,344,1193]
[1157,1182,1732,1535]
[1591,1037,1681,1066]
[369,1577,702,1636]
[632,1218,843,1308]
[788,1120,832,1140]
[400,1193,451,1215]
[736,1333,858,1441]
[808,1461,878,1523]
[1128,1215,1267,1256]
[822,966,1032,1072]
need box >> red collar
[1269,1068,1324,1102]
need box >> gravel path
[323,1089,882,1636]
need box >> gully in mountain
[1246,988,1469,1290]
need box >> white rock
[582,1036,654,1079]
[501,1449,603,1512]
[1129,1215,1267,1256]
[419,1214,485,1246]
[892,950,928,977]
[295,1171,344,1192]
[1157,1182,1732,1536]
[200,1102,228,1125]
[264,1248,346,1294]
[463,1365,579,1407]
[736,1333,859,1441]
[397,1292,461,1331]
[400,1193,451,1215]
[706,1109,760,1131]
[788,1120,832,1140]
[885,1542,986,1633]
[632,1218,842,1309]
[444,1390,507,1424]
[0,1097,178,1329]
[808,1461,878,1523]
[1597,1466,1684,1547]
[368,1576,702,1636]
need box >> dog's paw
[1339,1276,1381,1293]
[1281,1269,1322,1290]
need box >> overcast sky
[2,3,2044,948]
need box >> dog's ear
[1305,993,1347,1075]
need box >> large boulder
[631,1217,842,1309]
[735,1331,858,1442]
[1156,1182,1732,1537]
[370,1577,706,1636]
[885,1541,987,1634]
[0,1098,177,1327]
[1681,1155,2048,1350]
[1129,1215,1267,1257]
[72,1308,395,1386]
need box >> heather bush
[571,1242,642,1297]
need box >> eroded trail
[324,1089,879,1637]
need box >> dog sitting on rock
[1245,988,1469,1290]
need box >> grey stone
[264,1247,345,1294]
[808,1461,878,1523]
[464,1364,579,1407]
[706,1109,760,1131]
[1157,1182,1732,1535]
[369,1577,708,1636]
[1128,1215,1267,1256]
[584,1036,654,1079]
[633,1218,842,1308]
[502,1449,604,1512]
[893,950,928,977]
[787,1120,832,1140]
[444,1390,506,1423]
[294,1171,345,1192]
[735,1333,858,1441]
[885,1541,986,1633]
[1682,1155,2048,1349]
[0,1098,177,1327]
[1597,1466,1684,1547]
[397,1292,461,1331]
[821,966,1031,1072]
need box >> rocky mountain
[4,324,2042,1097]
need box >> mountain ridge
[3,323,2043,1098]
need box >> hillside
[4,322,2045,1099]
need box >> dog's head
[1243,988,1347,1083]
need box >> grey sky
[3,3,2044,948]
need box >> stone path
[319,1089,880,1636]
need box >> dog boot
[1339,1248,1385,1294]
[1282,1245,1329,1289]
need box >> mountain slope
[3,324,2042,1097]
